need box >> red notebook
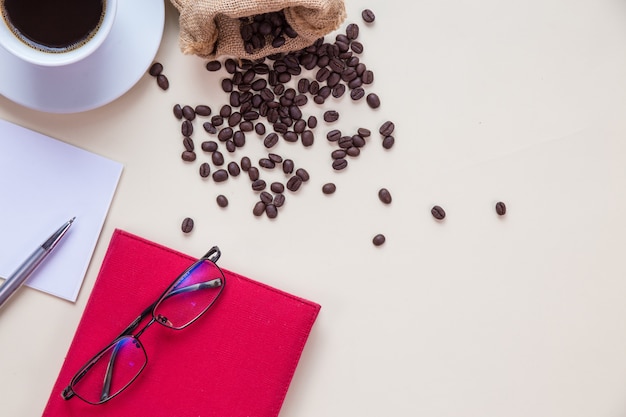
[42,229,320,417]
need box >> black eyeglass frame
[61,246,225,405]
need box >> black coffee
[2,0,105,52]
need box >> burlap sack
[170,0,347,60]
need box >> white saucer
[0,0,165,113]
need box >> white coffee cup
[0,0,117,67]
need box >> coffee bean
[182,105,196,120]
[361,70,374,84]
[239,121,254,132]
[263,132,279,148]
[203,122,217,134]
[331,149,347,159]
[259,158,275,169]
[268,153,283,163]
[181,151,196,162]
[322,183,336,194]
[338,136,353,149]
[346,146,360,157]
[283,131,298,142]
[350,87,365,100]
[495,201,507,215]
[307,116,318,129]
[248,166,260,181]
[195,105,212,116]
[294,119,307,133]
[351,41,364,54]
[352,135,366,147]
[431,205,446,220]
[296,168,310,182]
[283,159,295,174]
[181,217,194,233]
[270,182,285,193]
[287,175,303,192]
[358,127,371,137]
[327,129,342,142]
[201,140,218,152]
[218,127,233,141]
[372,234,386,246]
[221,78,233,92]
[301,130,314,147]
[225,140,236,153]
[362,9,375,23]
[323,110,340,123]
[260,191,273,204]
[273,194,286,207]
[216,194,229,207]
[181,120,193,136]
[379,121,395,136]
[265,204,278,219]
[228,161,241,176]
[212,151,224,166]
[213,169,229,182]
[378,188,392,204]
[255,123,266,135]
[332,84,346,98]
[183,137,194,152]
[240,156,251,171]
[173,104,183,119]
[332,158,348,170]
[149,62,163,76]
[346,23,359,40]
[253,201,266,216]
[206,60,221,71]
[157,74,169,90]
[252,179,267,191]
[233,131,246,147]
[382,135,395,149]
[366,93,381,108]
[199,162,211,178]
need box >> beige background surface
[2,0,626,416]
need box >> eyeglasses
[61,246,225,405]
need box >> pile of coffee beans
[239,10,298,54]
[160,9,398,246]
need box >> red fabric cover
[42,229,320,417]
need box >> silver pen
[0,217,75,310]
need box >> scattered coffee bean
[495,201,507,216]
[378,188,392,204]
[149,62,163,76]
[357,128,371,137]
[181,120,193,136]
[260,191,273,204]
[173,104,183,119]
[206,60,222,71]
[382,135,395,149]
[379,120,395,136]
[266,204,278,218]
[213,169,229,182]
[362,9,375,23]
[273,194,286,207]
[301,130,314,147]
[270,182,285,193]
[181,217,194,233]
[323,110,340,122]
[182,105,195,120]
[201,140,218,152]
[282,159,295,174]
[248,166,260,181]
[286,175,303,191]
[181,151,196,162]
[322,183,336,194]
[199,162,211,178]
[253,201,266,216]
[240,156,252,171]
[332,158,348,170]
[431,205,446,220]
[212,151,224,166]
[227,161,241,176]
[366,93,380,108]
[350,87,365,100]
[252,179,267,191]
[183,137,194,152]
[195,105,212,116]
[327,129,342,142]
[216,195,229,207]
[156,74,169,90]
[296,168,310,181]
[346,23,359,40]
[372,234,386,246]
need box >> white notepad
[0,119,123,302]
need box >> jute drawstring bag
[170,0,347,60]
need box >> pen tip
[69,217,76,224]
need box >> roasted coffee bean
[239,121,254,132]
[268,153,283,163]
[228,112,242,126]
[149,62,163,76]
[496,201,507,216]
[307,116,318,129]
[324,110,340,123]
[181,105,194,120]
[201,140,218,152]
[213,169,229,182]
[351,41,364,54]
[332,84,346,98]
[206,60,222,71]
[332,158,348,170]
[183,137,194,151]
[282,159,295,174]
[181,151,196,162]
[331,149,347,159]
[361,70,374,84]
[372,234,386,246]
[211,115,224,127]
[253,201,266,216]
[233,131,246,147]
[327,129,342,142]
[297,78,310,94]
[263,132,279,148]
[346,23,359,40]
[338,136,353,149]
[431,205,446,220]
[273,194,286,207]
[248,166,260,181]
[283,131,298,142]
[382,135,395,149]
[225,140,236,152]
[173,104,183,119]
[352,135,366,147]
[379,121,395,136]
[270,182,285,193]
[252,179,267,191]
[260,191,273,204]
[212,151,224,166]
[199,162,211,178]
[203,122,217,134]
[240,156,252,171]
[295,168,310,181]
[366,93,381,108]
[378,188,392,204]
[218,127,233,141]
[322,183,336,194]
[259,158,275,169]
[301,130,314,147]
[273,122,288,134]
[362,8,375,23]
[255,122,266,135]
[221,78,233,92]
[181,217,194,233]
[265,204,278,219]
[286,175,303,192]
[252,78,267,91]
[294,119,307,133]
[220,105,232,118]
[216,194,229,207]
[224,58,237,73]
[346,146,360,157]
[181,120,193,136]
[357,127,371,137]
[350,87,365,101]
[227,161,241,176]
[157,74,169,90]
[319,86,332,99]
